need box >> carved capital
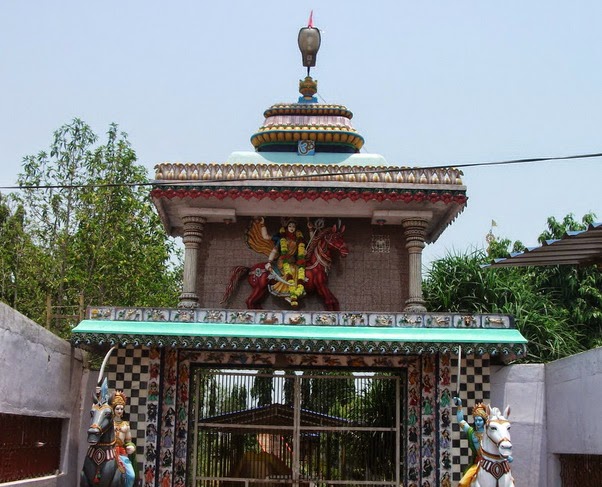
[401,218,428,250]
[182,216,206,247]
[401,218,428,239]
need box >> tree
[220,384,248,414]
[0,194,47,314]
[423,213,601,362]
[12,119,181,336]
[251,370,274,407]
[534,213,602,349]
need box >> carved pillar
[178,215,206,308]
[402,218,428,312]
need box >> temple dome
[250,77,365,154]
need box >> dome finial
[299,76,318,101]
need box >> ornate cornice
[251,129,364,152]
[72,308,526,361]
[263,104,353,118]
[251,99,362,151]
[151,186,467,204]
[153,163,465,186]
[70,332,527,359]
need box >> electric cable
[0,151,600,191]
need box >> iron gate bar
[292,374,301,486]
[395,377,400,485]
[192,368,402,487]
[200,424,395,432]
[195,478,397,485]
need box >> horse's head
[325,223,349,257]
[484,405,512,459]
[87,401,114,445]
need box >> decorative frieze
[88,307,513,329]
[154,162,465,187]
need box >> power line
[1,151,601,191]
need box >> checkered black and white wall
[107,348,151,478]
[451,355,491,483]
[105,349,490,487]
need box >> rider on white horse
[475,405,514,487]
[453,397,488,487]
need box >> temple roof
[151,161,467,242]
[484,222,602,268]
[250,77,364,154]
[150,54,469,242]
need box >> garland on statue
[279,227,306,305]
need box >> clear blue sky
[2,1,601,266]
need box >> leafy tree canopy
[424,213,601,362]
[1,119,182,337]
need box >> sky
[1,1,601,267]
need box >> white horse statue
[472,404,515,487]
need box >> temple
[72,18,527,487]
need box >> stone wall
[197,217,409,311]
[0,302,92,487]
[490,363,547,486]
[6,294,600,487]
[545,347,602,486]
[491,348,602,487]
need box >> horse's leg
[503,473,515,487]
[246,273,269,309]
[314,279,340,311]
[80,468,91,487]
[323,290,340,311]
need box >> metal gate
[190,368,404,487]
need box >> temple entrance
[190,367,405,487]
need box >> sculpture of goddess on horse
[112,391,136,487]
[453,397,489,487]
[223,216,348,310]
[263,217,313,306]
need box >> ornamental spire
[298,11,321,77]
[297,12,321,102]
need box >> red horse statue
[222,218,348,310]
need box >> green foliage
[336,376,397,480]
[424,213,601,362]
[251,370,274,407]
[0,194,48,313]
[4,119,182,337]
[220,384,248,414]
[533,213,602,350]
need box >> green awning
[72,320,527,358]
